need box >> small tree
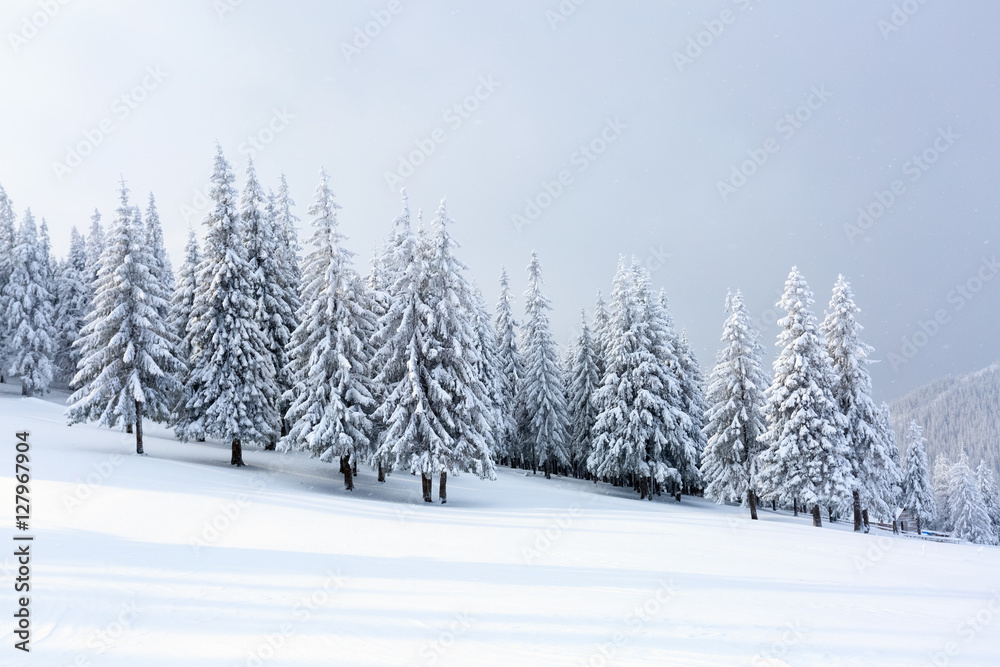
[948,452,995,545]
[566,309,600,478]
[3,209,55,396]
[975,461,1000,543]
[494,266,524,467]
[701,291,768,519]
[67,181,183,454]
[901,421,936,535]
[53,228,90,383]
[281,169,377,490]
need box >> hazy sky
[1,0,997,402]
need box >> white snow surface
[2,387,999,667]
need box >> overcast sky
[1,0,997,402]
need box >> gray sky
[1,0,997,402]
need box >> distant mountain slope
[890,362,1000,474]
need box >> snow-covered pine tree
[823,275,902,530]
[648,288,697,489]
[700,291,768,519]
[37,218,60,353]
[184,145,278,465]
[520,251,570,479]
[86,209,105,288]
[932,455,953,531]
[589,260,685,498]
[948,452,995,545]
[676,328,709,479]
[170,228,202,435]
[66,181,183,454]
[757,267,853,527]
[241,158,291,447]
[281,168,377,490]
[0,184,16,383]
[2,209,55,395]
[371,199,495,502]
[472,285,506,460]
[144,193,175,321]
[566,309,600,479]
[53,227,90,383]
[271,180,303,434]
[494,266,524,467]
[976,461,1000,543]
[592,290,610,382]
[901,421,936,535]
[873,403,903,525]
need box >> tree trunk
[340,455,354,491]
[126,423,133,434]
[862,509,870,531]
[264,440,276,451]
[134,401,144,455]
[377,462,385,483]
[793,499,798,516]
[421,473,432,502]
[811,504,822,527]
[749,490,758,520]
[231,438,245,467]
[439,471,447,504]
[916,516,921,535]
[771,499,776,511]
[353,458,358,476]
[828,506,834,523]
[543,459,551,480]
[852,490,863,532]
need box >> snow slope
[2,388,999,667]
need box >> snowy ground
[2,387,999,667]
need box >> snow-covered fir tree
[566,309,600,478]
[371,199,495,502]
[0,184,16,383]
[589,260,687,498]
[948,452,995,545]
[144,193,175,322]
[85,208,105,295]
[648,288,698,487]
[183,145,278,465]
[901,421,936,535]
[241,158,292,447]
[2,209,55,396]
[874,403,902,524]
[281,169,377,490]
[471,285,506,460]
[494,266,524,467]
[66,181,183,454]
[170,228,202,435]
[592,290,610,381]
[519,251,570,479]
[53,227,90,383]
[975,461,1000,543]
[676,328,708,479]
[700,291,768,519]
[757,267,852,527]
[932,455,953,531]
[270,177,303,433]
[823,275,901,530]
